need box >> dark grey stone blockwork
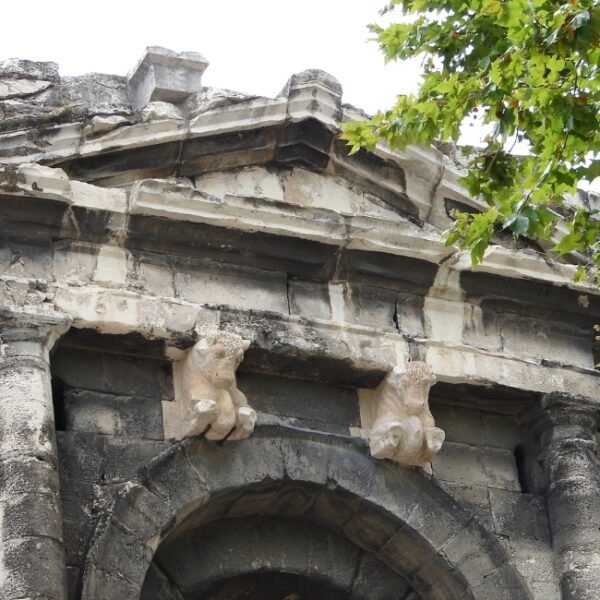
[81,425,533,600]
[53,345,170,440]
[146,516,414,600]
[57,431,170,598]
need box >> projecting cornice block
[127,46,209,109]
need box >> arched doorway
[82,426,532,600]
[142,514,418,599]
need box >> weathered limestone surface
[0,307,71,600]
[535,394,600,600]
[0,47,598,600]
[127,47,209,110]
[362,362,445,473]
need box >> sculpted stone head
[190,332,251,388]
[388,362,437,415]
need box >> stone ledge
[3,277,590,399]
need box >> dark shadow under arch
[81,425,533,600]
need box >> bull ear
[242,339,251,351]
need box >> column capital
[534,392,600,446]
[0,306,71,356]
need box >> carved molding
[363,361,444,473]
[162,332,256,441]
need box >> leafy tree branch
[341,0,600,281]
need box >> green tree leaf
[341,0,600,284]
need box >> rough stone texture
[127,47,209,110]
[164,332,255,441]
[1,47,598,600]
[536,394,600,600]
[363,362,444,472]
[0,308,71,600]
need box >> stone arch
[81,425,532,600]
[142,516,416,599]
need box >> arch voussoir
[81,425,533,600]
[439,524,513,596]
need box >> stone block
[405,490,471,551]
[83,564,141,600]
[174,260,288,314]
[0,492,63,543]
[482,412,528,451]
[531,579,561,600]
[470,563,534,600]
[480,447,521,491]
[0,57,59,81]
[0,237,53,280]
[267,484,316,518]
[54,346,171,402]
[327,442,376,499]
[60,475,96,565]
[102,437,170,483]
[433,439,521,491]
[366,462,424,523]
[135,255,175,297]
[507,540,555,586]
[142,442,210,514]
[282,69,343,126]
[280,435,330,487]
[140,563,183,600]
[225,486,279,518]
[93,521,154,585]
[377,528,432,576]
[441,525,506,589]
[127,47,208,109]
[0,455,60,497]
[66,566,82,600]
[489,488,550,543]
[395,292,426,337]
[53,240,97,285]
[462,303,502,352]
[183,435,285,499]
[431,441,487,487]
[195,166,285,202]
[63,389,122,436]
[307,489,360,531]
[351,552,411,600]
[355,284,398,331]
[0,537,65,598]
[110,482,171,544]
[342,507,399,552]
[500,312,594,368]
[63,389,164,440]
[431,405,488,447]
[57,431,103,482]
[287,279,331,320]
[440,481,492,529]
[0,76,52,100]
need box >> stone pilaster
[538,392,600,600]
[0,307,71,600]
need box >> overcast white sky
[0,0,421,115]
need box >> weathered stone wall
[49,330,558,599]
[1,48,599,600]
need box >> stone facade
[0,47,599,600]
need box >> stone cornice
[0,164,596,296]
[1,278,594,401]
